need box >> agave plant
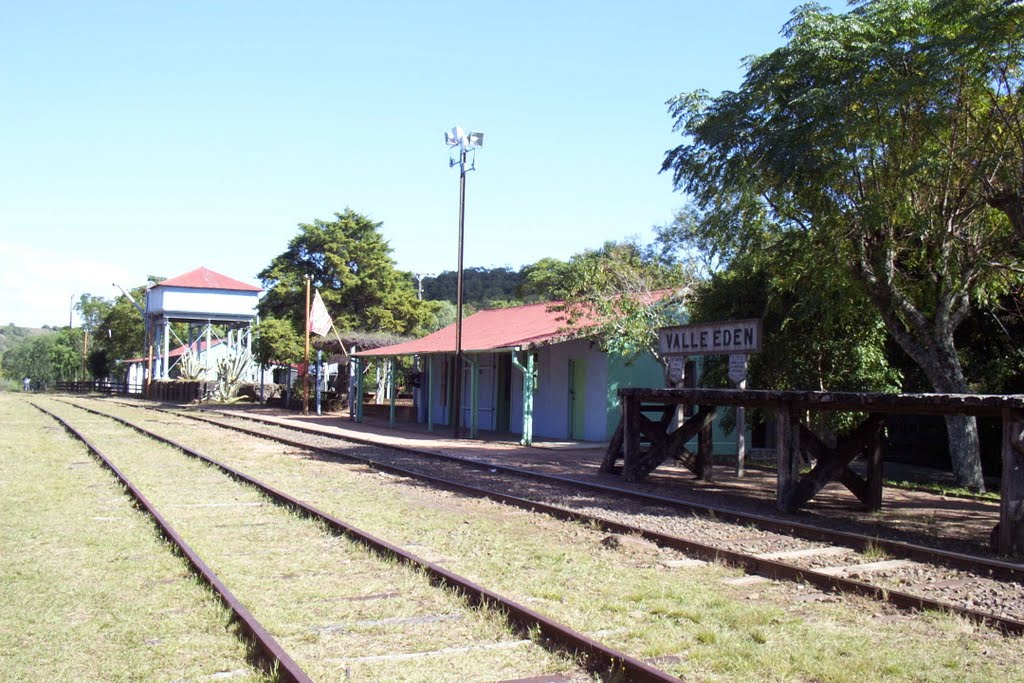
[208,348,253,403]
[178,350,207,381]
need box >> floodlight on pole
[414,272,433,301]
[444,125,484,438]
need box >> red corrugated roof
[355,302,587,357]
[157,267,262,292]
[354,288,686,358]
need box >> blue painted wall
[417,343,751,453]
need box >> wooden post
[998,408,1024,557]
[776,402,801,512]
[145,343,153,399]
[522,352,535,446]
[735,402,747,477]
[864,414,885,511]
[354,357,364,423]
[697,407,714,481]
[469,355,479,439]
[623,396,642,483]
[205,323,212,380]
[162,320,170,379]
[729,356,748,477]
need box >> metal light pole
[445,126,483,439]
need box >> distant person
[22,377,30,391]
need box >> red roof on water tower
[156,266,262,292]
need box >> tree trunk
[860,272,986,492]
[899,332,986,492]
[986,191,1024,244]
[944,414,984,492]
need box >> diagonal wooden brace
[600,419,625,473]
[627,406,715,482]
[603,404,678,475]
[783,414,885,513]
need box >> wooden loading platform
[604,388,1024,557]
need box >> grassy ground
[0,395,267,683]
[887,480,1001,501]
[96,398,1024,683]
[31,398,584,682]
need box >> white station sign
[658,319,763,356]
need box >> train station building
[352,301,689,446]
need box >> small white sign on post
[728,354,748,385]
[668,356,686,385]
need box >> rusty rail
[31,403,314,683]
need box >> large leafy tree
[662,0,1023,490]
[251,316,304,368]
[100,287,149,367]
[72,283,154,378]
[955,283,1024,394]
[518,257,576,302]
[75,294,111,335]
[258,209,431,339]
[674,220,900,397]
[75,293,115,378]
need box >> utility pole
[303,274,311,415]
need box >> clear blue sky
[0,1,837,328]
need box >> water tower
[145,266,262,380]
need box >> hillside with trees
[0,324,51,356]
[420,267,524,309]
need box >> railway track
[33,399,681,683]
[31,402,312,683]
[75,397,1024,637]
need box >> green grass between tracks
[0,394,267,683]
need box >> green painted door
[569,358,586,440]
